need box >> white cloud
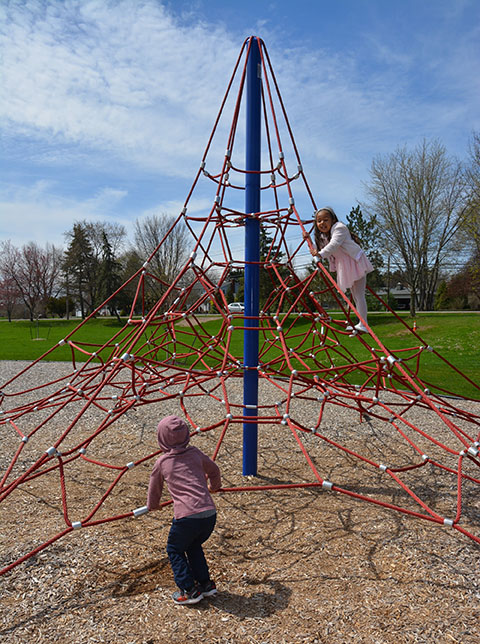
[0,180,132,247]
[0,0,242,177]
[1,0,479,250]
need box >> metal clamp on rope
[133,506,149,518]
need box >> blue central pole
[243,37,261,476]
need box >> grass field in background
[0,312,479,399]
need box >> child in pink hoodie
[147,415,221,605]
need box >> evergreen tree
[99,232,122,321]
[259,226,290,310]
[63,223,98,318]
[346,205,384,288]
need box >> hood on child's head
[157,415,191,453]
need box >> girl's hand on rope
[302,231,318,257]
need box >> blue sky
[1,0,479,253]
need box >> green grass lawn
[0,312,479,398]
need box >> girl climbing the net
[307,206,373,333]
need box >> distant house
[377,283,411,310]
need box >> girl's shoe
[354,322,368,333]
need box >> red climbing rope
[1,37,480,576]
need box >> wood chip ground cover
[1,361,479,643]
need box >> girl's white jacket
[319,222,363,261]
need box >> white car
[227,302,245,313]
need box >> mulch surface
[1,361,479,643]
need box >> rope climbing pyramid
[1,37,480,576]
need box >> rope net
[1,37,480,575]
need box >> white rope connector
[58,339,66,346]
[387,355,396,366]
[467,446,479,457]
[422,454,429,461]
[46,446,57,457]
[133,506,149,518]
[225,413,233,420]
[289,197,295,205]
[21,436,29,443]
[443,518,454,527]
[79,447,87,455]
[379,464,388,472]
[322,480,333,490]
[121,352,133,362]
[190,250,197,261]
[72,521,82,530]
[126,461,135,469]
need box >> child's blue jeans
[166,512,217,591]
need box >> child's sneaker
[354,322,369,334]
[172,585,204,605]
[201,580,217,597]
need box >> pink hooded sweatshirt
[147,415,221,519]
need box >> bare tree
[133,214,189,306]
[0,275,21,321]
[363,139,469,315]
[0,241,63,321]
[462,131,480,301]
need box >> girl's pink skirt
[329,249,373,292]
